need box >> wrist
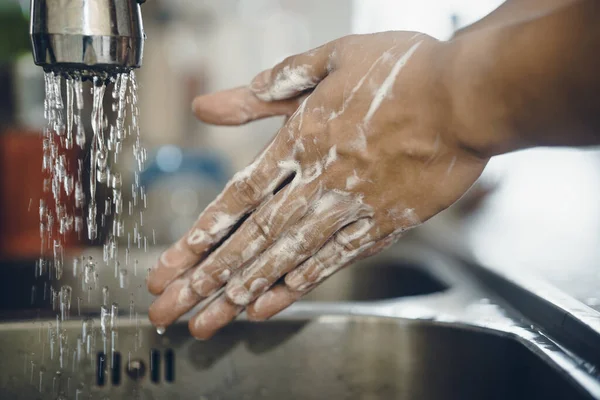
[444,1,600,156]
[442,32,523,158]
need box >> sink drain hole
[165,349,175,383]
[150,349,160,383]
[96,352,106,387]
[111,351,122,386]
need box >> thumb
[250,41,337,102]
[192,87,307,126]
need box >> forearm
[446,0,600,157]
[452,0,581,38]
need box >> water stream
[33,71,149,398]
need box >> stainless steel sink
[1,242,599,400]
[0,246,450,318]
[0,316,596,400]
[302,260,447,302]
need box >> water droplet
[129,299,135,320]
[102,286,110,306]
[156,326,166,335]
[59,285,72,321]
[72,257,80,277]
[100,305,110,336]
[119,269,129,289]
[111,302,119,329]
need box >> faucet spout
[29,0,145,79]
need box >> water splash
[37,70,149,397]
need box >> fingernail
[187,228,208,246]
[191,96,200,113]
[191,277,217,297]
[251,290,276,314]
[249,278,269,296]
[296,282,314,292]
[159,248,181,268]
[249,70,270,94]
[285,272,307,291]
[227,284,251,305]
[159,239,191,268]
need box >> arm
[448,0,600,156]
[452,0,581,38]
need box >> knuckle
[234,174,264,206]
[285,228,313,256]
[248,213,272,244]
[279,55,298,71]
[209,253,230,274]
[333,230,360,254]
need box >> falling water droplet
[111,302,119,329]
[100,305,110,337]
[102,286,110,306]
[119,269,129,289]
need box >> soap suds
[176,282,196,307]
[345,170,361,190]
[160,239,188,268]
[296,98,308,132]
[249,277,269,295]
[446,156,457,176]
[225,190,372,306]
[208,212,237,236]
[363,41,422,126]
[328,51,389,121]
[401,208,421,227]
[350,125,368,152]
[324,146,337,168]
[187,228,208,246]
[218,269,231,282]
[256,65,318,102]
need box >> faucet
[29,0,146,79]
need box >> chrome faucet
[29,0,146,78]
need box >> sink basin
[302,260,447,302]
[0,253,448,320]
[0,316,594,400]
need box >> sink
[302,260,447,302]
[0,252,448,319]
[0,316,594,400]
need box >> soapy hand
[146,32,488,339]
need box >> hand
[146,31,488,339]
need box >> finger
[192,87,308,126]
[147,134,292,296]
[148,272,202,329]
[246,283,309,321]
[225,191,372,306]
[146,238,200,296]
[247,231,397,321]
[355,233,401,261]
[188,294,243,340]
[189,180,319,298]
[285,218,376,291]
[250,41,337,101]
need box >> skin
[147,0,600,339]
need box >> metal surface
[1,242,599,399]
[303,259,447,302]
[29,0,145,75]
[0,243,450,319]
[418,219,600,369]
[0,317,596,400]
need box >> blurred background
[0,0,598,304]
